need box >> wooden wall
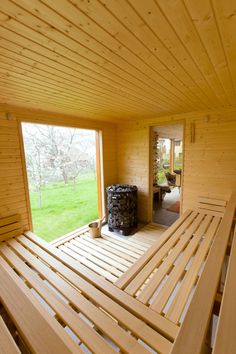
[0,105,117,230]
[1,103,236,228]
[117,108,236,222]
[0,117,29,230]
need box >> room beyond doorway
[21,123,99,242]
[151,123,184,227]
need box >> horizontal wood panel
[0,0,235,120]
[0,118,30,231]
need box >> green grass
[30,175,98,242]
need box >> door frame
[148,120,186,222]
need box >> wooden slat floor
[53,223,166,283]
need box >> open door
[151,123,184,226]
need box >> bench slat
[59,244,118,282]
[70,238,128,271]
[115,209,193,289]
[150,214,215,313]
[0,243,118,354]
[125,212,199,297]
[197,209,224,218]
[198,204,226,213]
[166,216,221,323]
[23,231,178,343]
[15,235,173,354]
[197,197,227,207]
[136,213,206,304]
[63,241,123,277]
[197,197,227,218]
[0,316,20,354]
[0,255,82,354]
[5,239,145,353]
[101,233,149,252]
[171,191,236,354]
[212,224,236,354]
[79,235,133,267]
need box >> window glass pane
[158,138,170,184]
[22,123,98,242]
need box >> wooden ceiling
[0,0,236,122]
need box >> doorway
[21,122,101,242]
[151,123,184,226]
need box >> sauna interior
[0,1,236,354]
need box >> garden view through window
[22,123,98,242]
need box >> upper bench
[115,197,227,324]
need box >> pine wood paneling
[117,108,236,222]
[0,0,236,121]
[0,0,236,226]
[0,117,29,230]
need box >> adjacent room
[152,123,183,226]
[0,1,236,354]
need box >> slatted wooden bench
[0,216,176,354]
[51,224,159,283]
[115,197,228,317]
[212,223,236,354]
[0,191,235,354]
[170,194,236,354]
[21,193,235,353]
[0,315,20,354]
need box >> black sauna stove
[106,184,138,236]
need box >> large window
[22,123,99,242]
[157,138,170,184]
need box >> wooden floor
[52,223,166,283]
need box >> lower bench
[0,192,235,354]
[0,232,176,354]
[0,315,20,354]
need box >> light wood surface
[0,232,173,354]
[197,196,227,217]
[0,255,82,353]
[0,0,236,121]
[212,224,236,354]
[114,200,225,329]
[0,214,22,242]
[1,106,236,228]
[117,108,236,222]
[0,117,29,231]
[24,230,178,342]
[0,193,235,353]
[0,316,20,354]
[0,109,117,233]
[116,210,194,290]
[52,223,164,283]
[170,191,236,354]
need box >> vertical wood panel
[117,108,236,222]
[0,116,29,230]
